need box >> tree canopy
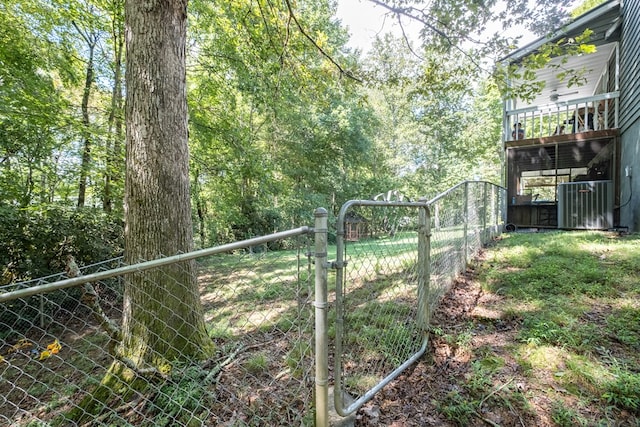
[0,0,594,264]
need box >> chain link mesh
[335,182,506,409]
[1,235,314,426]
[337,204,422,399]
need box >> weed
[285,340,312,379]
[244,353,268,375]
[344,374,380,394]
[550,401,587,426]
[379,325,416,364]
[602,369,640,412]
[438,391,476,425]
[606,307,640,348]
[465,363,493,397]
[430,326,444,337]
[263,315,297,334]
[208,325,233,340]
[476,354,505,372]
[454,328,474,351]
[151,364,212,427]
[27,381,48,398]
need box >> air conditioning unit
[557,181,613,229]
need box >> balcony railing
[505,91,619,142]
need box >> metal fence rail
[332,181,506,416]
[0,257,126,330]
[1,228,315,426]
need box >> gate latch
[327,260,347,269]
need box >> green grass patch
[244,353,269,375]
[550,400,588,427]
[472,231,640,423]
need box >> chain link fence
[332,181,506,416]
[1,229,316,426]
[1,181,505,426]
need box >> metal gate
[330,182,506,417]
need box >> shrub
[0,204,123,283]
[0,204,123,333]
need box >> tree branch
[368,0,490,74]
[65,255,121,347]
[283,0,361,82]
[395,14,424,61]
[116,354,167,380]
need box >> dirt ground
[354,254,549,427]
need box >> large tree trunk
[67,4,215,418]
[121,0,213,367]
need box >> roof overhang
[502,0,621,64]
[519,42,618,108]
[502,0,622,109]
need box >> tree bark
[122,0,213,367]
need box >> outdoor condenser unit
[557,180,613,230]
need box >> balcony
[505,91,619,145]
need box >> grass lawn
[476,231,640,426]
[357,230,640,426]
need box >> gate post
[314,208,329,427]
[463,181,469,266]
[417,201,432,331]
[482,182,488,243]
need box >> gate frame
[329,181,507,420]
[332,199,432,417]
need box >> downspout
[615,42,620,127]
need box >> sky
[335,0,422,53]
[334,1,583,55]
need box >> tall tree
[121,0,214,367]
[0,3,69,206]
[363,33,503,197]
[71,0,215,419]
[103,0,125,213]
[187,0,380,243]
[73,19,99,207]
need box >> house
[500,0,639,231]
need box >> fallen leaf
[47,339,62,354]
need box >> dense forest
[1,0,589,282]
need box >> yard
[356,231,640,426]
[3,227,638,426]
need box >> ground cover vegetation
[1,229,422,425]
[1,239,318,425]
[357,231,640,426]
[4,219,637,425]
